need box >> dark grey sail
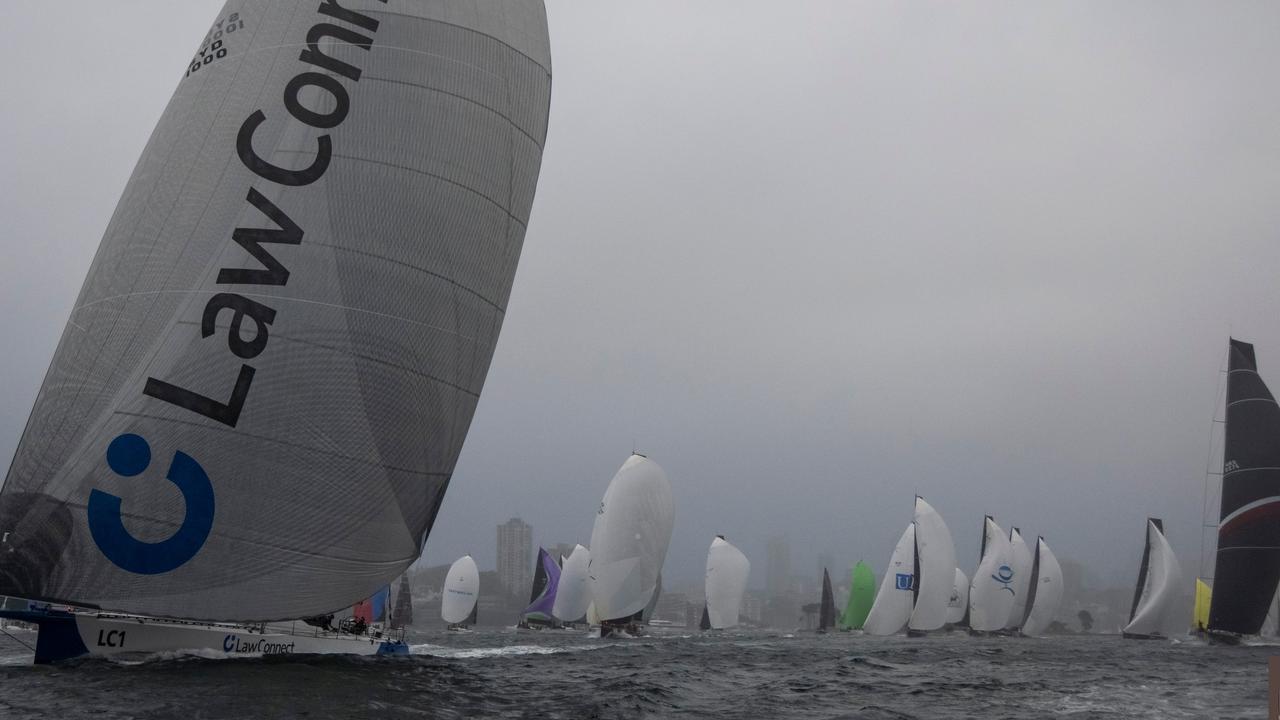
[1210,339,1280,636]
[818,568,836,632]
[699,605,711,631]
[0,1,552,623]
[390,578,412,629]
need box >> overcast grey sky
[3,1,1280,595]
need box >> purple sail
[521,548,562,627]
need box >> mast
[1209,339,1280,636]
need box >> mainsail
[551,545,591,623]
[838,561,875,630]
[1019,537,1063,637]
[968,516,1014,632]
[907,496,957,633]
[587,455,674,623]
[520,547,561,627]
[704,536,750,630]
[864,523,916,636]
[1004,528,1033,631]
[1209,338,1280,636]
[441,555,479,627]
[390,577,412,629]
[817,568,836,632]
[1123,518,1182,639]
[0,0,553,623]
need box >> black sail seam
[114,410,451,478]
[277,150,531,228]
[361,76,545,148]
[174,319,483,399]
[1227,398,1278,407]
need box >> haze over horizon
[3,1,1280,597]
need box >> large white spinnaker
[946,568,969,625]
[864,523,916,636]
[0,0,553,623]
[968,516,1015,632]
[1020,537,1063,637]
[552,545,591,623]
[908,496,957,633]
[1123,519,1183,638]
[705,536,750,629]
[441,556,480,626]
[587,455,675,623]
[1004,528,1034,631]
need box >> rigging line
[0,626,35,654]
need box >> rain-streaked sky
[3,1,1279,594]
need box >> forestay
[0,0,553,622]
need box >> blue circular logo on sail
[88,434,215,575]
[993,564,1015,594]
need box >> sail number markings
[144,0,390,429]
[185,12,245,78]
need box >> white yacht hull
[1,609,408,664]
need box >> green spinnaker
[839,561,876,630]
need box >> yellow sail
[1194,578,1212,632]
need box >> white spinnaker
[1004,529,1034,630]
[908,497,957,632]
[551,545,591,623]
[705,536,750,629]
[440,556,479,625]
[0,0,553,622]
[587,455,675,623]
[1123,521,1183,637]
[864,523,916,636]
[946,568,969,625]
[968,517,1015,632]
[1020,538,1063,636]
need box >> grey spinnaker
[0,0,552,622]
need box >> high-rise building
[766,535,790,600]
[497,518,532,597]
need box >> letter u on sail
[0,0,553,623]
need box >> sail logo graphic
[88,434,215,575]
[1224,459,1241,473]
[895,573,914,591]
[993,564,1015,595]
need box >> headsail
[968,516,1015,632]
[704,536,750,630]
[441,555,479,626]
[520,548,561,627]
[551,545,591,623]
[1194,579,1212,632]
[817,568,836,632]
[0,0,554,623]
[587,455,674,624]
[908,496,957,633]
[1004,528,1033,631]
[1123,519,1182,638]
[946,568,969,626]
[1209,338,1280,636]
[838,561,876,630]
[864,523,916,636]
[1020,537,1063,637]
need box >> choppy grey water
[0,628,1271,719]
